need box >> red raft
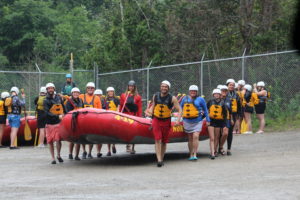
[2,116,37,146]
[59,108,208,144]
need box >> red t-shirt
[119,92,142,117]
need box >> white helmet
[46,83,55,89]
[220,85,228,90]
[257,81,265,87]
[226,79,235,85]
[94,89,103,95]
[40,87,47,94]
[244,84,252,91]
[238,80,245,86]
[1,92,10,99]
[86,82,95,88]
[217,85,223,89]
[71,87,80,93]
[106,87,115,92]
[10,86,20,95]
[212,89,221,95]
[161,80,171,89]
[189,85,198,91]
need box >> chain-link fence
[0,67,95,112]
[98,50,300,118]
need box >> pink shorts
[152,117,171,143]
[46,124,61,144]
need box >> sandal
[219,148,226,156]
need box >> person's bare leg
[155,140,162,162]
[192,132,199,157]
[88,144,93,155]
[188,134,193,157]
[208,126,215,156]
[10,127,19,147]
[107,144,111,153]
[49,142,55,161]
[220,127,229,151]
[56,141,62,157]
[97,144,102,154]
[38,128,45,145]
[69,142,74,155]
[0,124,4,146]
[161,143,167,161]
[214,128,220,154]
[245,112,252,132]
[82,144,86,152]
[256,114,265,132]
[75,144,80,158]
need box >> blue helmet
[66,74,72,78]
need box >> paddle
[121,91,130,113]
[21,89,32,141]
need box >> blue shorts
[8,115,21,128]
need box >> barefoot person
[0,92,10,148]
[44,83,66,164]
[6,87,26,149]
[146,80,182,167]
[34,87,47,147]
[180,85,210,161]
[66,87,83,161]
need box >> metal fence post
[35,63,41,89]
[146,60,153,102]
[242,48,246,80]
[70,53,74,79]
[200,53,205,96]
[94,62,99,89]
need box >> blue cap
[66,74,72,78]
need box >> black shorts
[0,115,7,124]
[37,111,47,128]
[245,106,254,114]
[209,119,225,128]
[255,103,266,114]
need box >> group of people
[0,73,269,167]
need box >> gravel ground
[0,130,300,200]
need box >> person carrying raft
[180,85,210,161]
[34,86,47,147]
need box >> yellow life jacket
[83,94,95,108]
[106,98,118,111]
[243,92,259,107]
[209,100,224,120]
[227,91,239,113]
[50,104,64,115]
[0,100,5,116]
[153,93,173,119]
[37,96,46,110]
[4,97,12,113]
[182,97,199,118]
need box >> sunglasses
[87,87,95,90]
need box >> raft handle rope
[68,110,152,127]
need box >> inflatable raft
[59,108,209,144]
[2,116,37,146]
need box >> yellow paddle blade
[241,119,248,134]
[14,137,17,147]
[24,120,32,141]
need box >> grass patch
[252,114,300,132]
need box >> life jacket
[4,97,12,113]
[125,95,138,113]
[106,97,119,111]
[209,99,224,120]
[68,98,83,110]
[36,96,46,111]
[227,91,238,113]
[50,104,64,115]
[0,100,5,116]
[5,96,22,115]
[83,94,95,108]
[182,96,200,119]
[153,92,173,119]
[63,82,75,96]
[243,92,259,107]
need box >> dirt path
[0,130,300,200]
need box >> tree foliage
[0,0,297,71]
